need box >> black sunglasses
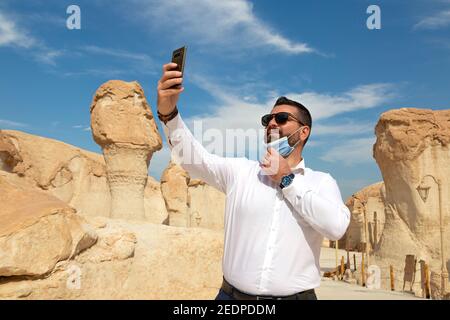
[261,112,304,127]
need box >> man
[157,63,350,300]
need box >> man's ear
[300,126,310,145]
[305,126,311,138]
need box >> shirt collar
[292,157,306,175]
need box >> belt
[220,278,315,300]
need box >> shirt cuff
[163,112,183,131]
[281,174,309,200]
[162,113,184,147]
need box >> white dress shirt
[162,113,350,296]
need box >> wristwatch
[279,173,295,189]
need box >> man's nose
[267,117,278,130]
[266,123,278,134]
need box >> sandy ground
[316,247,423,300]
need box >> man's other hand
[260,147,292,184]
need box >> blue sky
[1,0,449,200]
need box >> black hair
[273,96,312,146]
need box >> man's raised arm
[156,63,241,193]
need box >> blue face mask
[266,126,304,158]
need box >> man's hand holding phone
[157,46,187,118]
[157,63,184,116]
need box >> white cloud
[313,121,374,136]
[319,137,376,165]
[190,74,395,129]
[72,124,91,132]
[414,10,450,30]
[185,74,268,159]
[58,46,157,77]
[34,48,65,66]
[62,68,127,78]
[1,10,157,69]
[20,12,66,28]
[0,11,35,48]
[284,83,396,121]
[82,45,155,67]
[132,0,314,55]
[148,75,395,180]
[0,10,62,65]
[0,119,28,128]
[181,74,395,162]
[72,124,91,131]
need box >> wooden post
[346,239,350,270]
[346,251,350,270]
[363,209,370,267]
[424,264,431,299]
[373,211,378,247]
[403,254,417,292]
[419,260,430,299]
[335,240,339,274]
[340,256,345,280]
[353,254,357,271]
[419,260,425,298]
[361,253,366,287]
[390,265,395,291]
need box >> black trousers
[215,288,318,300]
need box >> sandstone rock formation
[0,77,228,299]
[161,161,190,227]
[0,126,223,229]
[161,161,225,230]
[188,178,225,230]
[0,129,167,224]
[339,108,450,299]
[0,172,97,278]
[343,182,386,252]
[0,171,224,299]
[90,80,162,221]
[338,108,450,299]
[373,108,450,264]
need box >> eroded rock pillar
[90,80,162,220]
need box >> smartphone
[170,46,187,89]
